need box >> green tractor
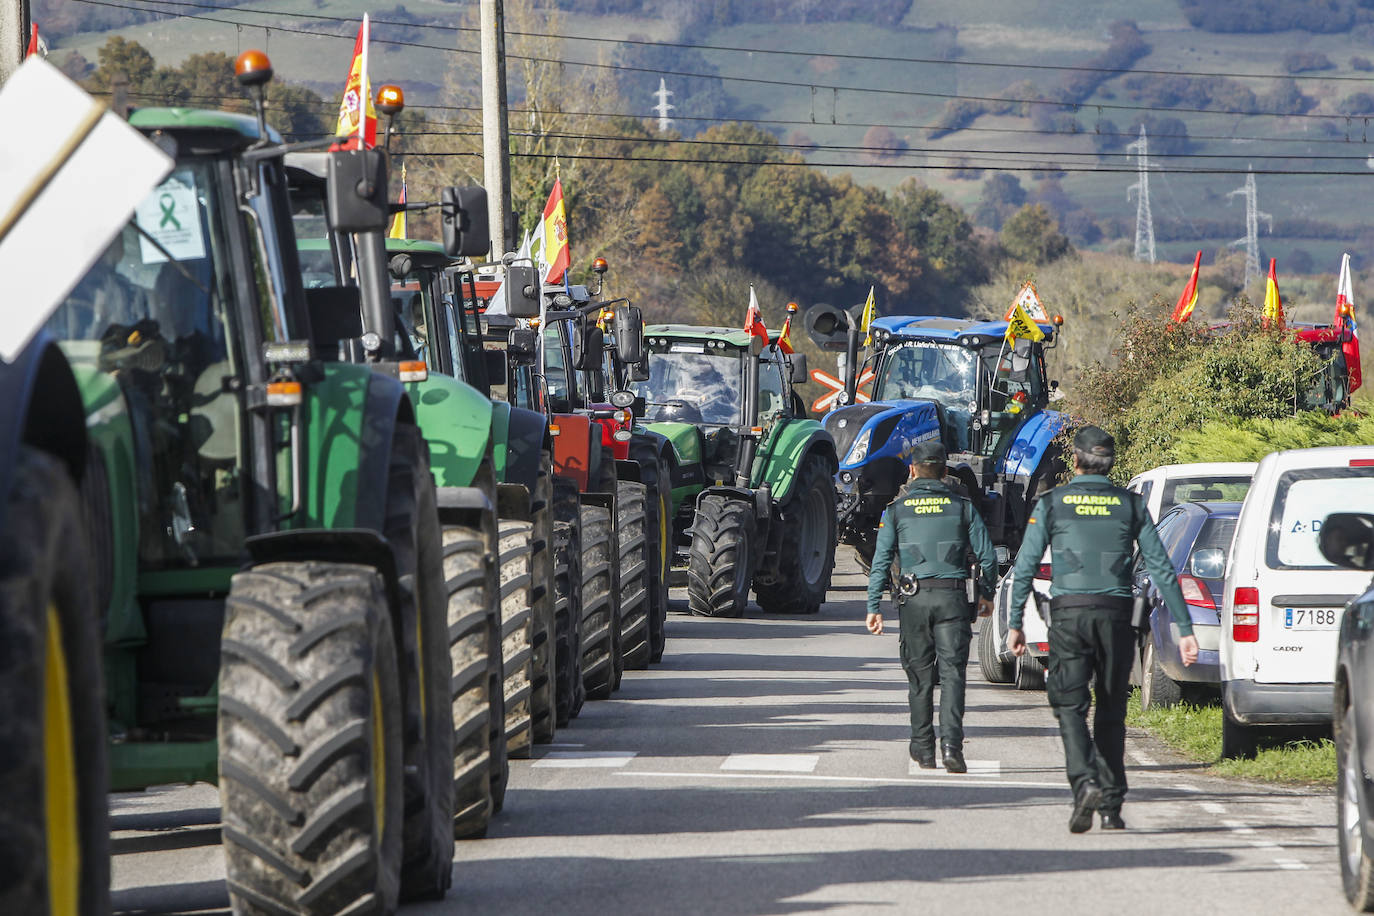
[631,326,839,617]
[43,55,497,912]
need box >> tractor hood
[824,399,942,469]
[643,420,702,466]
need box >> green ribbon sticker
[158,194,180,230]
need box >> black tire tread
[497,520,535,758]
[617,479,653,671]
[754,455,837,615]
[686,495,754,618]
[580,504,617,699]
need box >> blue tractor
[806,309,1068,569]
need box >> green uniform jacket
[866,478,997,616]
[1008,474,1193,635]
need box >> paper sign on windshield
[136,170,206,264]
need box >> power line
[65,0,1374,123]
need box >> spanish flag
[1263,258,1284,329]
[541,179,570,284]
[335,16,377,149]
[860,286,877,347]
[1006,300,1046,343]
[1171,251,1202,323]
[387,163,407,239]
[776,302,797,354]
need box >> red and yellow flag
[387,163,407,239]
[1171,250,1202,323]
[1263,257,1284,329]
[745,286,769,344]
[335,16,377,149]
[777,302,797,354]
[541,179,570,284]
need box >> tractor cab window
[973,337,1046,457]
[633,348,742,426]
[46,160,246,569]
[879,342,977,449]
[390,270,431,361]
[543,324,573,412]
[759,356,786,421]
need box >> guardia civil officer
[866,441,997,773]
[1007,426,1199,833]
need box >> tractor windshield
[878,343,978,406]
[633,351,742,425]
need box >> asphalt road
[112,554,1346,915]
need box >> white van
[1127,462,1257,521]
[979,555,1051,690]
[1220,447,1374,757]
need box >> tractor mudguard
[696,484,770,530]
[0,334,86,528]
[502,404,545,492]
[997,409,1067,479]
[438,484,497,533]
[752,421,837,503]
[403,373,492,489]
[552,413,594,491]
[494,482,531,521]
[579,490,613,510]
[243,528,404,631]
[643,420,701,467]
[614,459,641,483]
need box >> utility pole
[1125,124,1156,264]
[479,0,513,257]
[0,0,30,85]
[652,78,674,133]
[1229,165,1272,293]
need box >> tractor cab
[1293,320,1361,414]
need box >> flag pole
[358,13,369,147]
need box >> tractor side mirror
[787,352,807,379]
[441,185,490,258]
[504,264,540,319]
[614,305,644,364]
[804,303,852,352]
[388,253,413,281]
[507,327,537,366]
[1320,513,1374,570]
[573,325,604,371]
[631,356,650,382]
[327,149,389,232]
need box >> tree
[972,173,1027,231]
[1000,204,1073,265]
[889,179,989,295]
[86,36,155,91]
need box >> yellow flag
[387,163,407,239]
[860,286,877,346]
[1005,301,1046,343]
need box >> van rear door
[1254,455,1374,685]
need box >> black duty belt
[916,578,966,591]
[1050,594,1132,612]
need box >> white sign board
[135,170,206,263]
[1004,282,1049,322]
[0,57,173,362]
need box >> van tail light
[1035,563,1052,581]
[1032,642,1049,652]
[1178,574,1216,609]
[1233,586,1259,642]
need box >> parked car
[1133,501,1240,710]
[1220,447,1374,758]
[1319,512,1374,911]
[980,554,1050,691]
[1127,461,1256,521]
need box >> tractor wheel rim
[798,482,829,584]
[371,671,387,843]
[1344,725,1363,878]
[44,604,79,916]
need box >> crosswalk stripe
[720,754,820,773]
[532,751,637,768]
[908,759,1001,778]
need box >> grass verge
[1125,689,1335,786]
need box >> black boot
[941,744,967,774]
[1069,780,1102,834]
[909,743,936,769]
[1100,811,1126,830]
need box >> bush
[1000,204,1073,265]
[1283,50,1335,73]
[1354,56,1374,71]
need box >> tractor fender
[0,334,86,520]
[439,484,499,533]
[502,404,546,492]
[403,373,492,489]
[997,409,1068,481]
[695,484,770,531]
[614,459,641,483]
[495,482,531,521]
[755,421,837,503]
[552,412,594,491]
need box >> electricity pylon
[1126,124,1156,264]
[1228,165,1272,293]
[652,78,674,133]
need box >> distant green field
[53,1,1374,263]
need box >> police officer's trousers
[1046,605,1135,813]
[897,589,972,754]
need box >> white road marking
[1130,749,1161,767]
[721,754,820,773]
[545,742,586,748]
[1274,859,1309,870]
[532,751,637,768]
[1201,801,1228,815]
[908,759,1002,778]
[619,770,1066,789]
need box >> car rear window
[1266,467,1374,569]
[1160,476,1251,510]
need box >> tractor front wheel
[756,455,837,615]
[686,494,755,618]
[617,479,653,670]
[580,502,618,699]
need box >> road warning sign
[810,367,874,413]
[1004,282,1048,322]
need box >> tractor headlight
[847,428,873,464]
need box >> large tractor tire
[387,430,455,901]
[756,455,837,615]
[443,521,504,840]
[686,493,755,618]
[497,520,535,759]
[219,562,403,916]
[616,479,653,671]
[552,476,584,725]
[528,452,557,744]
[0,448,108,916]
[630,440,671,663]
[580,502,618,700]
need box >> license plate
[1283,607,1340,630]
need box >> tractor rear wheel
[630,440,671,663]
[755,455,837,615]
[219,562,403,916]
[580,502,618,699]
[553,476,584,723]
[529,452,557,744]
[687,494,755,618]
[0,448,108,916]
[617,479,653,671]
[497,520,535,758]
